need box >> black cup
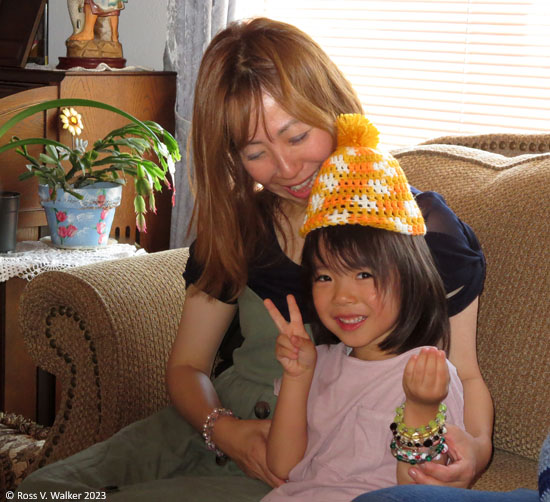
[0,191,20,253]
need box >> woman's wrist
[209,413,242,456]
[202,408,237,458]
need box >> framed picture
[28,1,49,65]
[0,0,48,67]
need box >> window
[235,0,550,149]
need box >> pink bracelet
[201,407,234,458]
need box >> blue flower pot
[39,183,122,249]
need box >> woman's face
[240,93,334,207]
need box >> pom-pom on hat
[300,114,426,237]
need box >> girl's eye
[357,271,373,280]
[289,130,309,145]
[314,274,331,282]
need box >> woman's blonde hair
[190,17,363,300]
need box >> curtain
[164,0,236,248]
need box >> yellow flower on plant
[61,107,84,136]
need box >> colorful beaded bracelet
[390,403,447,442]
[391,437,449,465]
[202,407,234,458]
[389,402,448,464]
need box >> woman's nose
[274,151,301,179]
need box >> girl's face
[312,261,400,361]
[240,93,334,208]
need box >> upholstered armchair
[2,133,549,493]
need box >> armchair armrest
[19,248,189,470]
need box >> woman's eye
[314,274,331,282]
[246,150,264,161]
[289,131,309,145]
[357,271,373,280]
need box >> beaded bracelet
[390,403,447,441]
[390,437,449,464]
[389,402,448,464]
[202,407,234,458]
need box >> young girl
[263,115,465,501]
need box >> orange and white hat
[300,114,426,237]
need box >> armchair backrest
[393,135,550,461]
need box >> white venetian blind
[235,0,550,149]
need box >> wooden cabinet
[0,68,177,423]
[0,68,177,252]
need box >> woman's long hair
[189,17,363,300]
[302,226,450,354]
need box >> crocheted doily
[0,239,146,282]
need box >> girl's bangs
[307,226,397,295]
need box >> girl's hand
[264,295,317,378]
[214,416,285,488]
[408,424,477,488]
[403,347,449,407]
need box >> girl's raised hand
[264,294,317,378]
[403,347,450,407]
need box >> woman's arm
[408,297,494,487]
[166,285,284,488]
[166,284,237,429]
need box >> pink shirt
[263,344,464,502]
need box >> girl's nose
[333,283,357,305]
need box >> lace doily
[0,239,146,282]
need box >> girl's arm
[264,296,317,480]
[166,285,285,488]
[397,348,450,485]
[267,348,315,479]
[409,298,493,487]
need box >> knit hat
[300,114,426,237]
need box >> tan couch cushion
[392,144,550,490]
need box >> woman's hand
[264,295,316,378]
[407,424,477,488]
[213,416,285,488]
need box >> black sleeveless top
[184,188,485,322]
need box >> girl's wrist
[403,401,440,428]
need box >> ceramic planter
[38,183,122,249]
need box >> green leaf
[38,153,59,165]
[0,138,70,156]
[19,171,36,181]
[0,98,158,142]
[134,194,146,213]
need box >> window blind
[235,0,550,149]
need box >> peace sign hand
[264,294,317,378]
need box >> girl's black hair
[301,225,450,355]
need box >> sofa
[4,132,550,493]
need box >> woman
[18,17,491,501]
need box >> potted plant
[0,98,180,248]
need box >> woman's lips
[285,172,317,199]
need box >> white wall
[48,0,169,70]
